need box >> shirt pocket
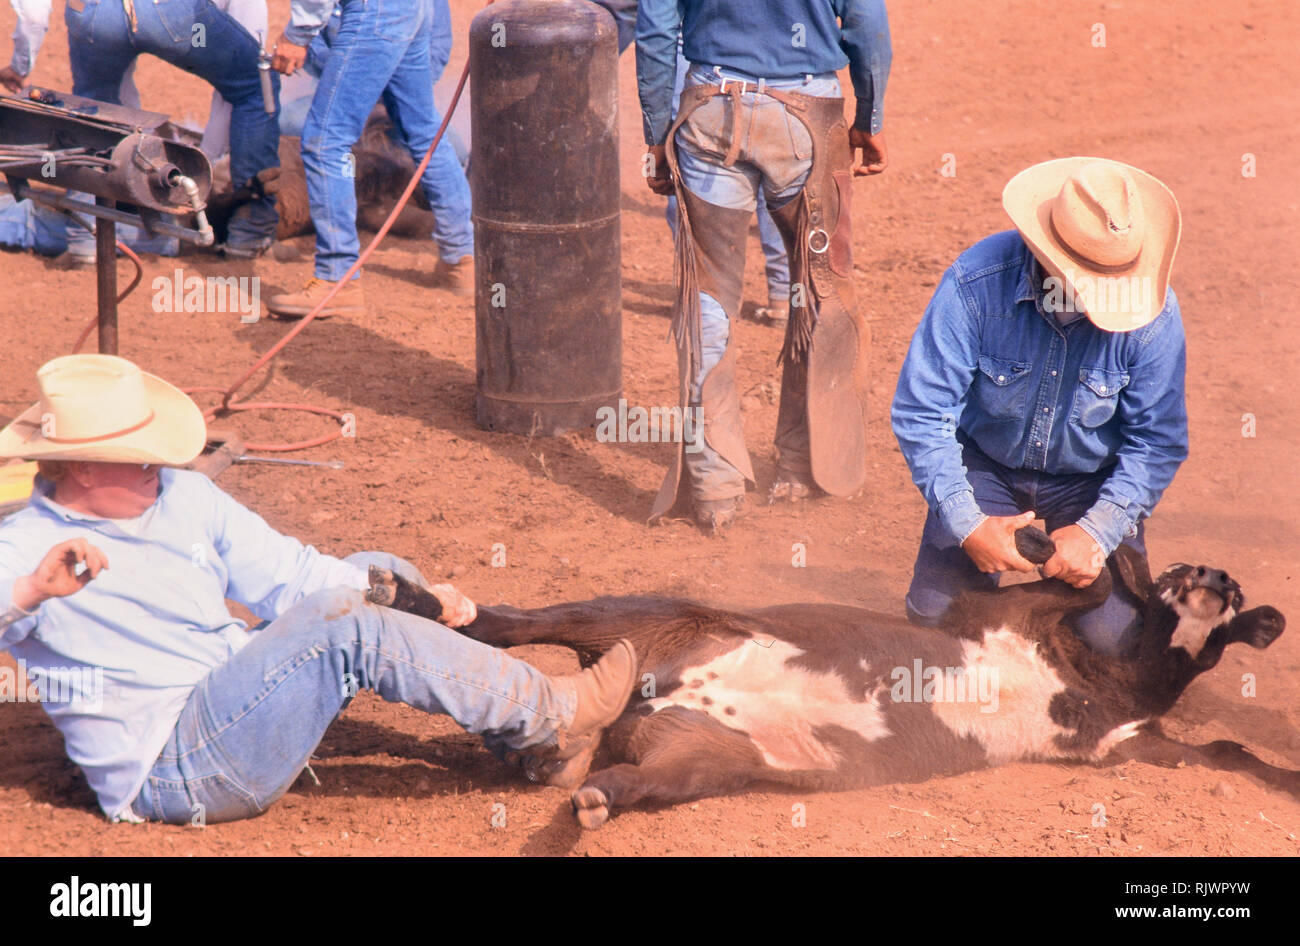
[974,355,1033,419]
[1071,367,1130,428]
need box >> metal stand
[95,196,117,355]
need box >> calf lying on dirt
[206,110,435,244]
[367,531,1287,829]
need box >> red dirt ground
[1,0,1297,857]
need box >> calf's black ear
[1230,606,1286,650]
[1112,544,1153,600]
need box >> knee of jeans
[298,587,371,637]
[904,589,950,627]
[343,551,428,588]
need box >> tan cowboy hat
[1003,157,1181,332]
[0,354,206,465]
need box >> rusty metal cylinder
[470,0,622,436]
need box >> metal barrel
[469,0,622,436]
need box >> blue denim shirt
[0,469,368,820]
[636,0,892,144]
[891,230,1189,554]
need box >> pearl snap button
[997,375,1005,382]
[1099,385,1107,393]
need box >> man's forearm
[10,0,53,75]
[635,0,679,145]
[839,0,892,132]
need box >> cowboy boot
[511,639,636,788]
[266,276,366,319]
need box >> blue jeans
[674,64,839,499]
[302,0,473,279]
[905,439,1146,657]
[64,0,280,248]
[128,552,575,824]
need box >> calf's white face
[1153,564,1243,660]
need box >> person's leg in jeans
[300,0,410,281]
[380,4,474,286]
[124,0,281,251]
[130,552,579,824]
[904,445,1023,626]
[754,201,790,319]
[63,2,138,260]
[673,83,764,506]
[1032,470,1148,657]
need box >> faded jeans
[905,438,1146,657]
[674,63,841,499]
[64,0,280,250]
[302,0,473,278]
[128,552,574,824]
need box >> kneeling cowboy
[638,0,892,533]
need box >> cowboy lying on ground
[891,157,1188,657]
[0,354,636,823]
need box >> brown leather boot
[266,276,366,319]
[432,254,474,297]
[563,639,635,743]
[510,639,635,787]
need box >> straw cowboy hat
[0,354,206,465]
[1003,157,1181,332]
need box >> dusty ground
[1,0,1298,857]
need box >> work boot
[265,276,365,320]
[558,639,636,751]
[695,494,745,536]
[510,639,635,787]
[432,254,474,297]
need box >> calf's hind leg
[571,706,768,829]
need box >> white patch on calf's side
[647,639,888,770]
[930,627,1075,764]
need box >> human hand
[1041,524,1106,588]
[850,126,887,175]
[12,539,109,610]
[645,145,674,195]
[961,511,1037,573]
[270,34,307,75]
[0,65,26,94]
[431,583,477,627]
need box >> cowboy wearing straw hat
[0,354,635,823]
[891,158,1188,656]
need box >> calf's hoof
[1014,526,1056,565]
[366,566,397,606]
[571,786,611,830]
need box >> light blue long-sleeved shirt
[635,0,892,145]
[0,468,368,820]
[890,230,1189,555]
[284,0,339,46]
[8,0,50,75]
